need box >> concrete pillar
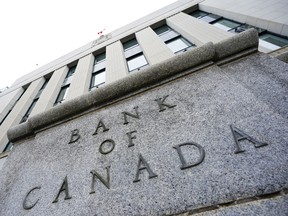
[0,89,24,124]
[136,27,174,65]
[106,41,128,84]
[66,54,94,100]
[167,12,233,46]
[31,66,68,115]
[0,78,45,152]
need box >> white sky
[0,0,176,89]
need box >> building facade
[1,0,288,159]
[0,0,287,215]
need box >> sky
[0,0,176,90]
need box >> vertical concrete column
[0,78,45,152]
[106,41,128,84]
[167,12,232,46]
[31,66,68,116]
[136,27,174,65]
[66,54,94,100]
[0,89,24,123]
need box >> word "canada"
[22,95,268,210]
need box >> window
[35,78,50,99]
[127,54,148,71]
[199,14,221,23]
[0,88,26,125]
[93,53,106,71]
[190,10,208,19]
[154,24,195,53]
[20,99,38,123]
[54,65,76,105]
[55,85,69,105]
[3,141,13,152]
[166,37,192,53]
[189,10,288,52]
[0,110,11,125]
[63,65,76,85]
[123,38,148,72]
[90,53,106,90]
[90,69,105,90]
[123,39,139,51]
[66,65,76,77]
[259,33,288,51]
[233,24,265,34]
[212,18,241,32]
[20,78,50,123]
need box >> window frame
[212,18,242,32]
[259,32,288,49]
[54,84,70,105]
[3,141,13,152]
[20,98,39,123]
[122,37,149,72]
[165,36,193,53]
[90,69,106,90]
[154,24,195,54]
[126,52,149,72]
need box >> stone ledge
[214,28,258,60]
[274,52,288,63]
[177,190,288,216]
[7,29,259,143]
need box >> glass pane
[56,85,69,103]
[127,54,148,71]
[62,76,73,85]
[190,10,208,18]
[26,99,38,116]
[123,39,138,51]
[0,110,11,125]
[159,30,179,42]
[40,78,50,90]
[200,14,221,23]
[21,98,38,123]
[94,53,106,64]
[66,65,76,78]
[260,33,288,48]
[91,70,105,88]
[124,45,142,58]
[213,18,241,31]
[233,24,265,34]
[259,39,280,51]
[3,142,13,152]
[93,60,106,72]
[166,37,191,53]
[154,25,171,35]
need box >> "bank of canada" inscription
[22,95,268,210]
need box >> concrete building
[0,0,287,215]
[1,0,288,162]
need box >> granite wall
[0,30,287,216]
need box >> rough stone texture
[192,194,288,216]
[214,29,258,60]
[0,52,287,216]
[7,121,34,142]
[275,52,288,64]
[220,53,288,119]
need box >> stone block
[0,52,287,216]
